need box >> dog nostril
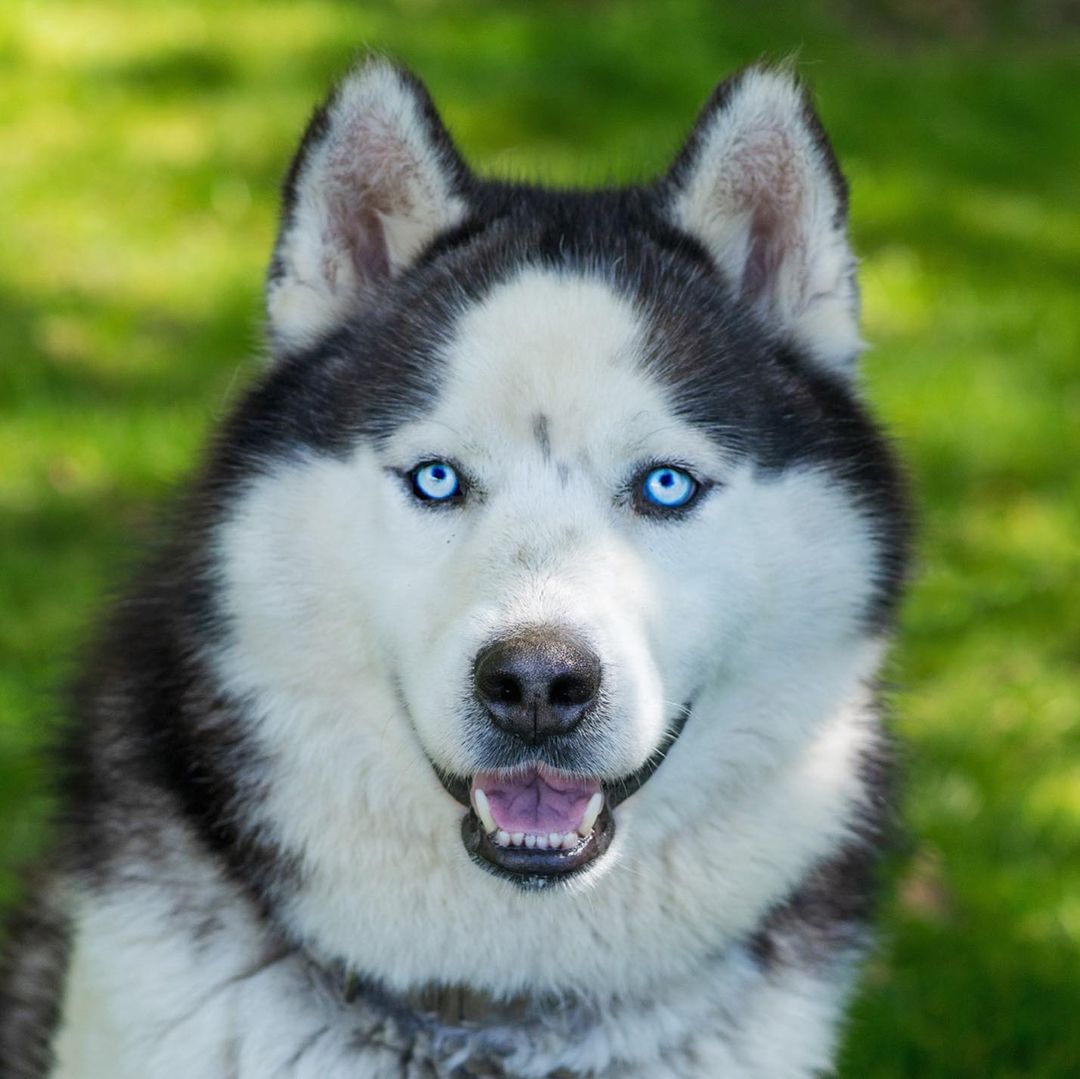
[488,675,522,705]
[549,675,592,708]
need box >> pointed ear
[266,58,469,352]
[663,68,861,375]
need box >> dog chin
[430,701,692,890]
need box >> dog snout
[473,629,601,745]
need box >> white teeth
[474,786,604,853]
[490,830,581,851]
[474,786,605,854]
[578,792,604,837]
[472,789,497,836]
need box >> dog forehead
[429,267,671,451]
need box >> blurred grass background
[1,0,1078,1073]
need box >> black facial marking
[532,413,552,462]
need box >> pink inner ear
[323,109,421,290]
[266,59,468,349]
[741,204,783,305]
[346,206,390,285]
[732,126,806,310]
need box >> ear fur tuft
[665,67,862,374]
[266,58,469,354]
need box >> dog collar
[338,966,542,1027]
[302,953,587,1078]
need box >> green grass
[1,1,1078,1073]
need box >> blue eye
[640,466,698,510]
[411,461,461,502]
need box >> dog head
[200,60,907,994]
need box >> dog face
[201,61,907,993]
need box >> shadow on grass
[0,280,262,414]
[0,278,266,904]
[86,47,236,94]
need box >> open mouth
[462,767,615,887]
[435,702,692,889]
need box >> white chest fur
[52,879,850,1079]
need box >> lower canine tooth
[472,789,497,835]
[578,792,604,837]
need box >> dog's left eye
[639,466,698,511]
[410,461,462,503]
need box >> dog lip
[429,699,691,812]
[431,701,692,887]
[434,767,472,807]
[601,699,694,809]
[431,700,694,812]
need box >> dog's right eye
[410,461,462,503]
[631,464,702,516]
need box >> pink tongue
[472,768,599,834]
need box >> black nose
[473,629,601,744]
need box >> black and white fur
[0,59,910,1078]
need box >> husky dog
[0,59,909,1077]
